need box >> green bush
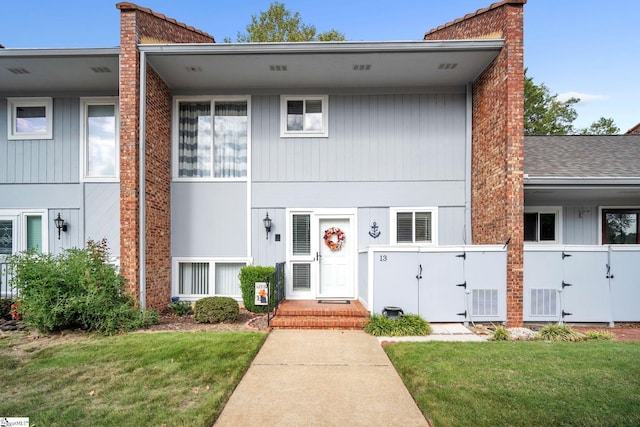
[194,297,239,323]
[583,330,614,341]
[535,324,585,342]
[239,266,276,313]
[0,299,12,320]
[489,325,512,341]
[364,313,431,336]
[7,239,157,334]
[169,300,193,316]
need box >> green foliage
[169,300,193,316]
[583,330,615,341]
[489,325,511,341]
[0,299,12,320]
[7,239,157,334]
[193,297,239,323]
[233,2,345,42]
[239,265,276,313]
[535,324,585,342]
[364,313,431,337]
[524,69,619,135]
[577,116,620,135]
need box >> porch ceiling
[525,184,640,204]
[0,48,119,94]
[141,40,504,91]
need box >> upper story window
[7,97,53,140]
[524,207,561,243]
[602,208,640,244]
[390,208,438,245]
[81,98,119,181]
[280,95,328,138]
[174,97,249,180]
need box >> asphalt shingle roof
[524,135,640,178]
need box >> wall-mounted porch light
[54,213,67,240]
[263,213,272,240]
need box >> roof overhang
[525,176,640,204]
[0,48,120,94]
[140,40,504,91]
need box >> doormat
[318,300,351,304]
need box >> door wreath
[323,227,346,251]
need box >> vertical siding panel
[69,99,79,182]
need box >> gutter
[138,39,504,55]
[524,175,640,186]
[0,47,120,57]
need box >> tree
[230,2,345,43]
[524,69,619,135]
[576,117,620,135]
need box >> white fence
[362,245,640,324]
[365,246,507,323]
[524,246,640,325]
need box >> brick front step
[269,315,370,330]
[270,300,370,330]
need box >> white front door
[287,210,355,299]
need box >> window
[81,98,118,180]
[0,210,47,256]
[280,95,328,137]
[172,258,249,300]
[7,97,53,140]
[524,208,560,243]
[390,208,438,245]
[602,209,640,244]
[174,97,249,180]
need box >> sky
[2,0,638,132]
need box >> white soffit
[142,40,503,90]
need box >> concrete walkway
[214,329,429,426]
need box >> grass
[0,331,266,426]
[385,341,640,427]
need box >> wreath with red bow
[323,227,345,251]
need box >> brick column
[425,1,526,326]
[117,3,214,310]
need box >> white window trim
[389,207,438,245]
[598,205,640,245]
[171,257,251,301]
[172,95,251,182]
[80,97,120,182]
[524,206,562,245]
[7,97,53,140]
[280,95,329,138]
[0,209,49,254]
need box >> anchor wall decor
[369,221,381,238]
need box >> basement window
[7,97,53,140]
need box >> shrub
[364,313,431,337]
[535,324,585,342]
[169,300,193,316]
[584,330,615,341]
[239,266,276,313]
[194,297,239,323]
[489,325,511,341]
[7,239,157,334]
[0,299,12,320]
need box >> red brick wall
[425,1,525,326]
[117,3,214,310]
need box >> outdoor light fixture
[263,213,272,240]
[54,213,67,240]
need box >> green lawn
[0,331,266,426]
[385,341,640,427]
